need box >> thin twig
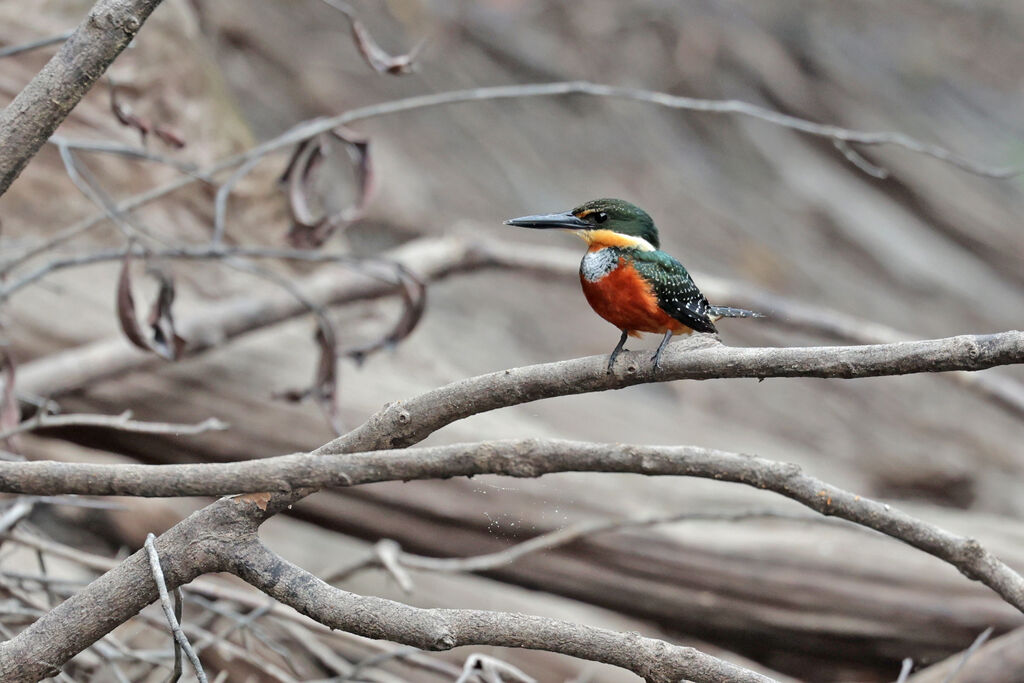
[0,410,228,441]
[0,499,35,534]
[322,510,809,583]
[0,30,74,59]
[143,534,207,683]
[1,434,1023,612]
[940,627,994,683]
[48,136,207,178]
[9,78,1018,276]
[168,588,183,683]
[211,154,264,246]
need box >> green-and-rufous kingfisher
[505,198,763,372]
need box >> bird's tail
[709,305,765,321]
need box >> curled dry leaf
[313,321,340,423]
[116,252,186,360]
[347,264,426,364]
[109,81,151,144]
[282,127,374,248]
[273,319,342,432]
[109,80,187,149]
[323,0,424,75]
[0,353,20,452]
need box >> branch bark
[229,537,774,683]
[0,0,166,196]
[2,333,1022,679]
[0,438,1021,612]
[324,330,1024,452]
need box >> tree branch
[2,332,1022,679]
[325,331,1024,452]
[7,77,1019,274]
[0,0,166,196]
[0,438,1021,612]
[0,410,227,441]
[229,537,774,683]
[486,240,1024,421]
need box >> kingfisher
[505,198,763,372]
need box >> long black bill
[504,211,590,230]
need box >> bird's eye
[594,212,608,223]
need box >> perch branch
[2,333,1023,678]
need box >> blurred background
[1,0,1023,680]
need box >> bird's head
[504,198,660,250]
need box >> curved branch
[0,0,166,196]
[7,78,1018,274]
[0,438,1021,612]
[326,330,1024,452]
[3,334,1022,677]
[229,537,774,683]
[487,240,1024,421]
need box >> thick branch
[326,331,1024,452]
[3,334,1022,677]
[489,241,1024,420]
[0,438,1021,612]
[0,0,166,196]
[230,537,773,683]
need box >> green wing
[629,250,717,334]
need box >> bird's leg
[651,330,674,370]
[607,329,629,373]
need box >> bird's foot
[607,349,630,373]
[606,330,631,374]
[650,330,674,371]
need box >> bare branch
[0,0,167,196]
[486,239,1024,421]
[325,331,1024,453]
[0,30,75,59]
[322,510,805,583]
[0,410,227,441]
[897,658,914,683]
[907,626,1024,683]
[143,534,207,683]
[940,627,994,683]
[9,77,1019,274]
[0,436,1022,613]
[229,537,772,683]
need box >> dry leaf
[347,265,426,364]
[324,0,423,75]
[282,128,374,248]
[116,252,186,360]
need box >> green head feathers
[569,198,659,249]
[504,198,660,249]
